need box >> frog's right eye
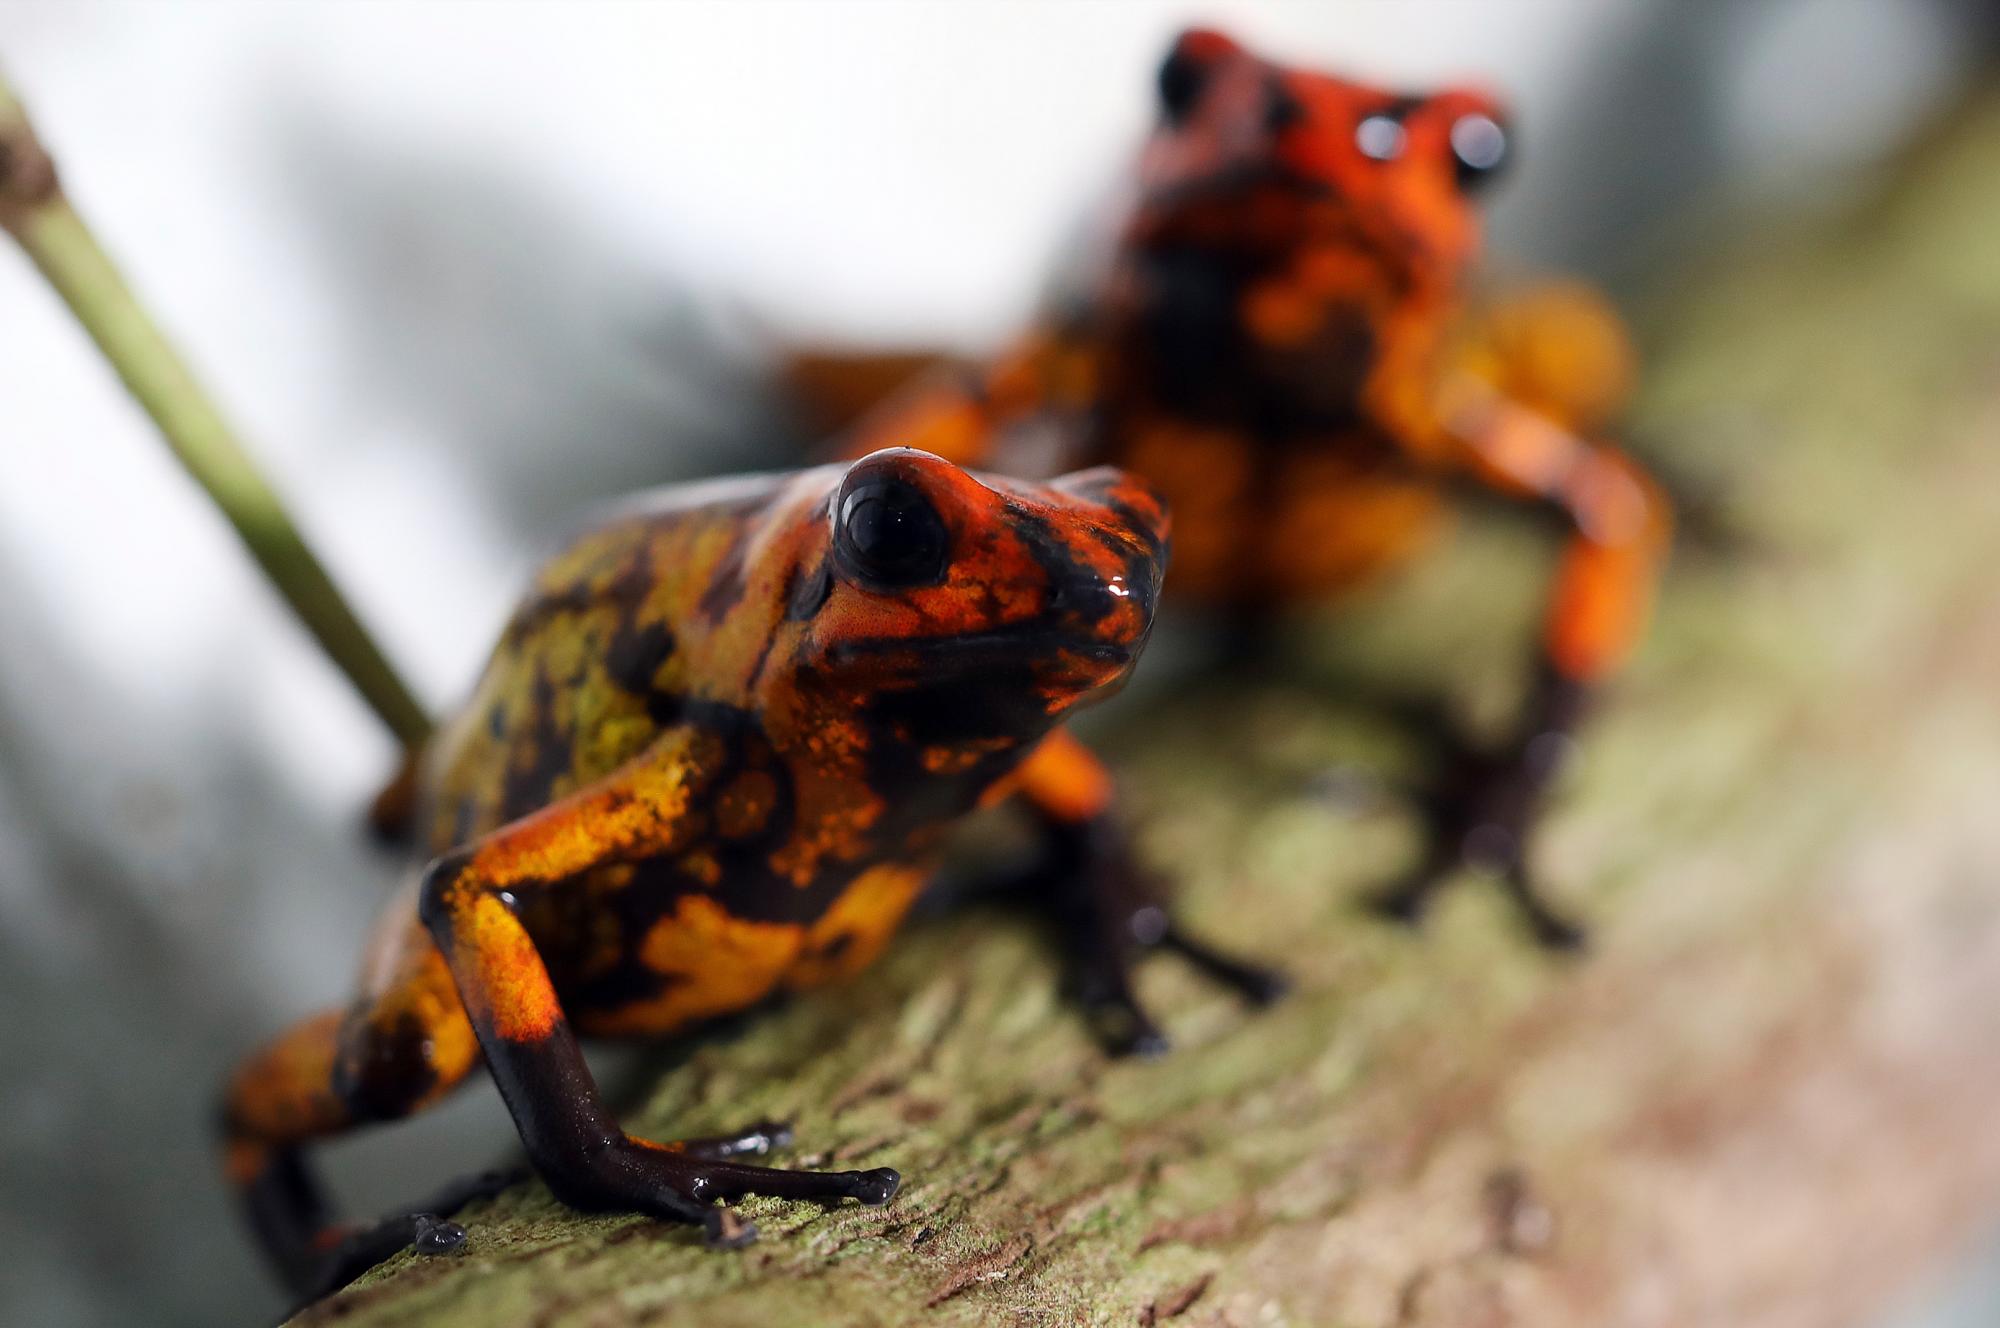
[836,475,949,589]
[1450,113,1508,190]
[1157,28,1240,126]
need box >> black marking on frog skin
[1120,241,1384,439]
[554,700,857,962]
[1008,506,1120,628]
[811,931,855,966]
[1380,93,1425,124]
[332,1010,441,1122]
[858,674,1048,831]
[1264,75,1303,134]
[604,616,676,699]
[498,671,574,826]
[697,527,751,625]
[1101,498,1169,567]
[1131,246,1247,420]
[1251,304,1377,438]
[499,582,599,648]
[549,885,691,1015]
[785,559,833,622]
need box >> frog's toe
[607,1140,904,1221]
[1501,866,1589,953]
[1530,912,1588,952]
[408,1214,468,1257]
[1364,871,1440,928]
[1075,973,1169,1056]
[1160,920,1290,1007]
[848,1167,901,1206]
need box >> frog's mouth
[832,624,1147,713]
[830,628,1138,679]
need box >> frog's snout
[1038,464,1170,666]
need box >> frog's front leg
[417,741,899,1237]
[1009,731,1287,1057]
[1376,389,1672,948]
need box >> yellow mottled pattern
[784,863,929,990]
[578,895,804,1036]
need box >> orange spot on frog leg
[1005,730,1115,824]
[449,892,562,1043]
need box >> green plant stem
[1,74,431,749]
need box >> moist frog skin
[221,448,1280,1300]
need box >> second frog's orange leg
[1375,381,1673,946]
[1444,386,1673,683]
[779,347,960,438]
[1005,731,1287,1055]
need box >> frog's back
[419,473,792,856]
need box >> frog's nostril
[1051,576,1119,625]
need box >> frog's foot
[1028,817,1289,1058]
[292,1166,525,1310]
[1369,845,1586,952]
[540,1136,900,1248]
[675,1119,795,1161]
[1365,742,1587,952]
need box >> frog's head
[1132,27,1507,292]
[776,448,1167,748]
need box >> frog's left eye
[1355,113,1406,162]
[836,476,949,589]
[1450,113,1508,190]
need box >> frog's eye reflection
[836,477,949,588]
[1355,114,1406,162]
[1450,113,1507,189]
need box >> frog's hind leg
[220,924,486,1299]
[365,743,426,844]
[222,1010,350,1292]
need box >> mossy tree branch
[0,74,431,749]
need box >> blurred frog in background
[792,28,1673,948]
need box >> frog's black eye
[1450,113,1508,191]
[1158,45,1210,125]
[1355,113,1406,162]
[836,476,949,589]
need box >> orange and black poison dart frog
[221,447,1280,1300]
[830,29,1673,947]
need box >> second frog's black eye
[1450,113,1508,191]
[836,476,949,588]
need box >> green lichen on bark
[295,98,2000,1328]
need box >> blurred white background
[0,2,1990,1323]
